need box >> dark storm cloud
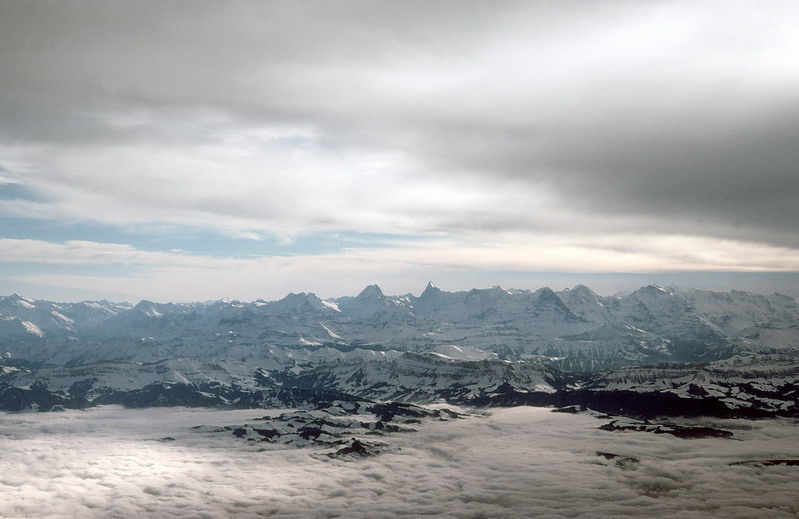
[423,86,799,245]
[1,1,798,248]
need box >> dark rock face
[90,382,362,411]
[476,389,773,419]
[730,459,799,467]
[193,400,463,455]
[596,451,640,470]
[0,382,89,412]
[599,418,734,439]
[328,438,385,459]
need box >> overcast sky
[1,1,798,301]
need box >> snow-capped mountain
[1,285,797,415]
[1,284,796,369]
[0,294,131,339]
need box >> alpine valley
[1,283,798,419]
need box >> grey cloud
[481,101,799,245]
[1,1,798,249]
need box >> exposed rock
[730,459,799,467]
[596,451,640,470]
[599,417,734,439]
[327,438,387,459]
[199,400,464,455]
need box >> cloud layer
[1,1,798,299]
[4,235,799,301]
[1,406,798,518]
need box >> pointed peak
[2,293,37,308]
[420,281,441,298]
[7,293,35,302]
[132,300,163,317]
[357,284,385,299]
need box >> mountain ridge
[1,284,797,416]
[1,284,796,371]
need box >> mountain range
[1,284,797,416]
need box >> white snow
[50,310,74,324]
[321,300,341,312]
[319,322,343,340]
[20,320,44,337]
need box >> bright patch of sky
[0,211,422,258]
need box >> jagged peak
[4,293,36,305]
[132,300,165,318]
[357,284,385,299]
[279,291,322,303]
[268,292,328,314]
[468,285,507,296]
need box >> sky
[2,406,799,518]
[1,1,798,302]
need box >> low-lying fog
[1,406,797,518]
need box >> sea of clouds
[1,405,798,518]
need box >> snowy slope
[282,352,569,403]
[1,285,796,372]
[582,353,799,413]
[0,294,131,338]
